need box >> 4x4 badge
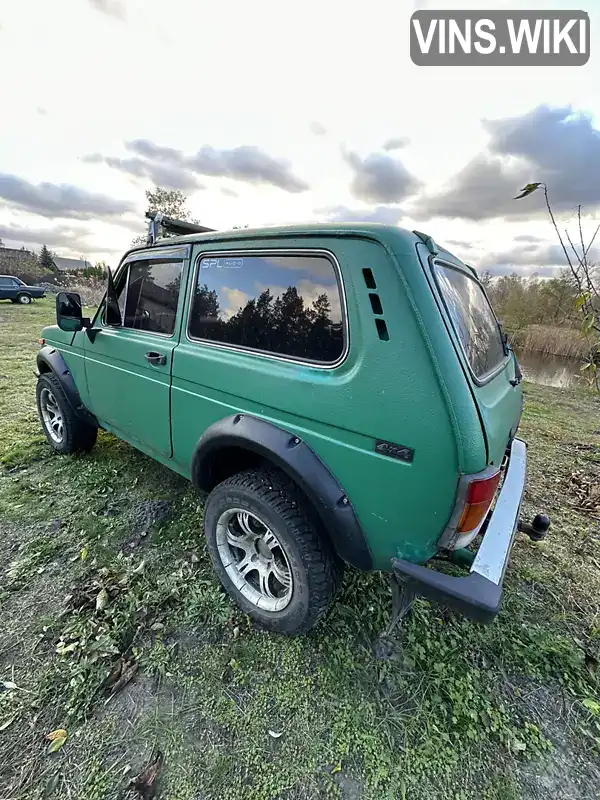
[374,440,414,463]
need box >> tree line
[480,271,582,333]
[190,284,343,361]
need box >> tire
[36,372,98,455]
[204,468,343,635]
[17,293,32,304]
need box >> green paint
[40,223,523,570]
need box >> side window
[109,258,183,336]
[188,252,345,363]
[0,278,11,286]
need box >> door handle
[145,351,167,366]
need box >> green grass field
[1,297,599,800]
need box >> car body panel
[170,233,460,569]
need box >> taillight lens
[457,470,501,534]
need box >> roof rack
[145,211,216,246]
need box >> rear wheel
[17,293,32,304]
[36,373,97,454]
[204,468,343,635]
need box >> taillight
[39,338,45,345]
[457,470,501,534]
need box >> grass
[1,296,600,799]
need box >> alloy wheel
[40,388,64,443]
[215,508,293,611]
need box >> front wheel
[36,373,97,454]
[204,468,342,635]
[17,293,32,304]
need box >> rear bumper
[391,437,527,623]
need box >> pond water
[514,349,582,389]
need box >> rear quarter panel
[414,244,522,468]
[171,233,461,569]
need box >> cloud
[514,234,544,243]
[415,105,600,221]
[480,263,562,279]
[265,254,339,280]
[83,154,201,191]
[343,149,420,204]
[445,239,474,249]
[0,173,135,220]
[89,0,125,19]
[0,222,93,252]
[126,139,185,163]
[476,240,598,277]
[382,137,409,151]
[189,145,309,192]
[297,278,342,322]
[309,121,327,136]
[221,287,250,319]
[108,139,310,193]
[318,204,404,225]
[220,187,239,198]
[257,280,342,323]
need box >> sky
[0,0,599,277]
[198,254,343,321]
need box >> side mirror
[56,292,90,332]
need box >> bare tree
[515,183,600,389]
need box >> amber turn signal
[457,470,502,534]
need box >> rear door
[83,246,189,458]
[0,277,18,300]
[430,258,522,466]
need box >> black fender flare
[191,414,373,571]
[36,345,97,427]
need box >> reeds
[509,324,591,359]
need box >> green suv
[35,216,548,635]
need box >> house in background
[0,246,43,283]
[52,256,93,272]
[0,246,39,273]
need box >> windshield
[434,263,506,380]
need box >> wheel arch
[192,414,373,570]
[36,346,97,427]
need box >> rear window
[434,263,506,380]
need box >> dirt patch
[122,500,174,552]
[567,471,600,513]
[502,676,600,800]
[335,773,365,800]
[133,500,173,533]
[0,552,70,676]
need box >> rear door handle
[145,351,167,366]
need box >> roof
[125,222,464,269]
[0,246,36,256]
[52,256,93,272]
[126,222,424,256]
